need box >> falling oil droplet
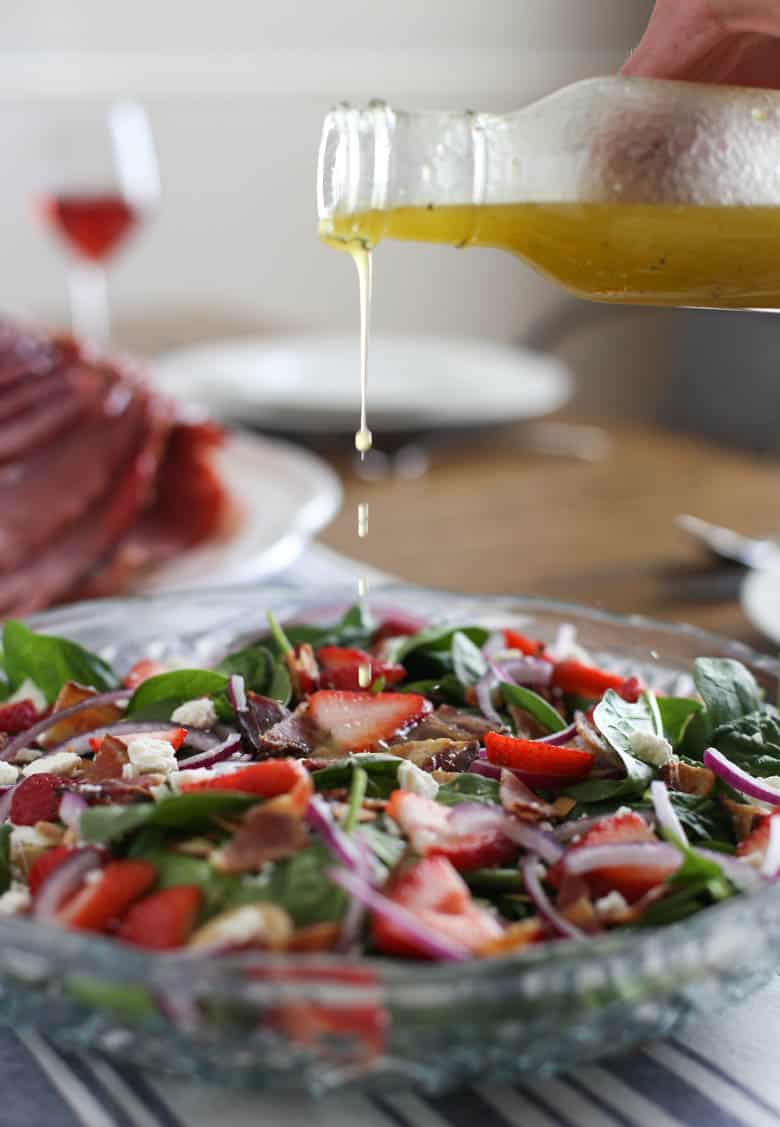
[358,662,372,688]
[357,502,369,539]
[357,575,367,599]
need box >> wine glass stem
[67,259,110,347]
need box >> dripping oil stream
[353,247,372,689]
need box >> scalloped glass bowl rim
[10,581,780,994]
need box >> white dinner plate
[741,566,780,646]
[134,430,341,593]
[152,334,571,433]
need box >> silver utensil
[676,513,780,569]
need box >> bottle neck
[317,104,487,246]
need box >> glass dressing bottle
[318,76,780,309]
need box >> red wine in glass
[31,102,159,346]
[37,192,139,263]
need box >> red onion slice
[306,795,361,870]
[447,801,508,837]
[555,810,653,843]
[177,733,242,769]
[475,670,504,729]
[696,848,766,892]
[33,847,103,922]
[703,747,780,806]
[1,690,132,761]
[650,780,688,845]
[229,674,247,713]
[59,791,88,829]
[521,857,584,941]
[0,786,15,824]
[337,832,373,953]
[536,723,578,747]
[563,842,682,878]
[492,657,552,689]
[328,866,470,962]
[448,802,563,863]
[56,721,204,757]
[468,759,502,781]
[503,821,563,865]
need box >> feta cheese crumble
[22,751,81,778]
[0,762,19,785]
[0,885,30,915]
[125,736,178,777]
[171,697,217,729]
[7,678,47,714]
[398,759,439,800]
[628,730,673,768]
[594,890,630,921]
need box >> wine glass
[30,101,160,348]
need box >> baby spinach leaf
[127,669,228,721]
[639,846,734,927]
[228,844,346,927]
[564,757,653,806]
[500,682,566,733]
[635,790,734,847]
[138,849,240,917]
[357,821,406,871]
[710,709,780,777]
[657,696,701,748]
[451,631,488,687]
[693,657,762,732]
[2,620,117,703]
[311,754,402,797]
[436,773,501,807]
[594,689,659,754]
[266,603,375,655]
[389,626,486,667]
[81,791,256,844]
[215,644,291,706]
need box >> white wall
[0,1,656,372]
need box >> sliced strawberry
[502,628,550,659]
[27,845,73,897]
[555,811,671,903]
[123,659,166,690]
[58,859,157,932]
[551,660,626,699]
[179,758,312,812]
[88,726,186,755]
[308,690,430,752]
[10,773,62,825]
[737,806,780,859]
[317,646,406,691]
[371,856,503,958]
[386,789,516,871]
[0,699,39,735]
[484,731,594,789]
[118,885,202,949]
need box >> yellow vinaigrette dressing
[322,202,780,308]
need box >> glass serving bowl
[3,583,778,1095]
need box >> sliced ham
[0,318,231,614]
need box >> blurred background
[1,0,665,415]
[3,0,780,646]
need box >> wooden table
[318,418,780,651]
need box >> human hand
[623,0,780,87]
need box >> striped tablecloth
[4,545,779,1127]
